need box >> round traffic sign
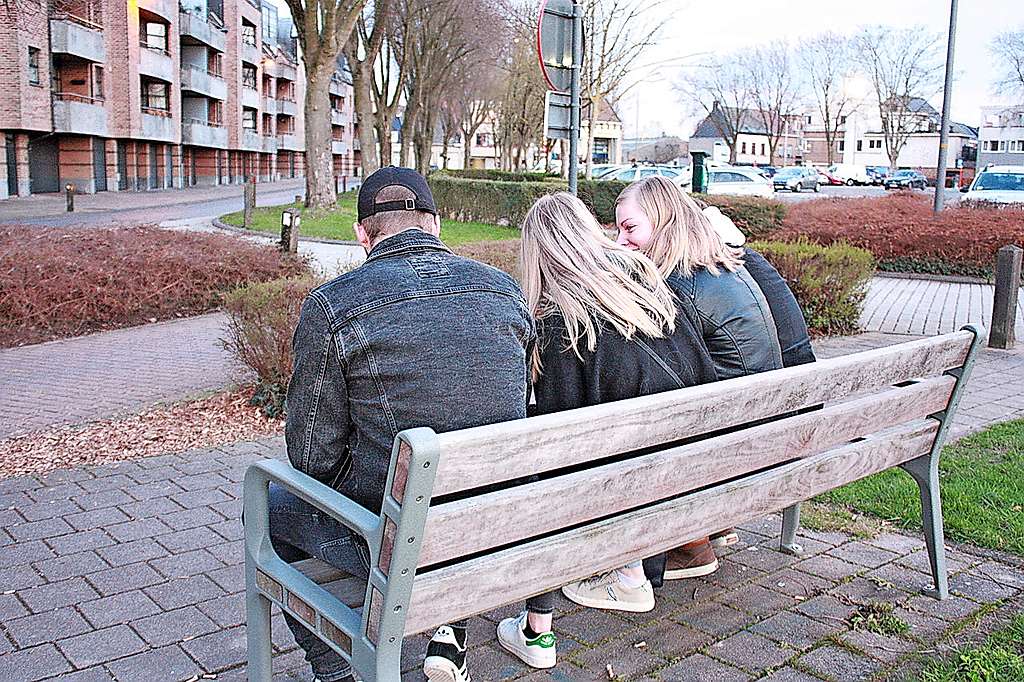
[536,0,574,93]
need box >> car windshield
[973,172,1024,191]
[776,169,801,177]
[893,171,915,178]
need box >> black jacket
[742,249,816,367]
[533,310,717,416]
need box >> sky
[618,0,1024,139]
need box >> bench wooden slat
[430,331,970,496]
[404,420,938,634]
[322,576,367,609]
[293,558,349,585]
[417,376,954,568]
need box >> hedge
[695,194,788,240]
[436,169,561,183]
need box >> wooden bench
[243,325,983,681]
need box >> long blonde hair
[616,176,744,277]
[520,192,678,373]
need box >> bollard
[989,244,1022,349]
[294,194,302,206]
[65,183,75,212]
[243,175,256,227]
[280,208,300,254]
[342,175,348,193]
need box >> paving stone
[754,667,821,682]
[155,526,226,555]
[707,630,794,673]
[104,645,205,682]
[458,642,524,681]
[206,562,245,593]
[658,576,724,606]
[128,466,181,485]
[181,625,248,671]
[104,517,172,543]
[570,637,663,679]
[896,549,972,575]
[831,577,906,606]
[750,610,840,650]
[864,533,925,555]
[653,653,752,681]
[793,595,857,623]
[57,624,148,668]
[76,474,135,494]
[792,528,849,546]
[0,592,28,620]
[4,606,93,648]
[46,529,116,556]
[949,573,1019,602]
[96,538,169,567]
[71,489,135,511]
[151,548,225,579]
[842,629,916,663]
[675,601,756,637]
[740,515,784,537]
[0,539,56,569]
[19,577,99,613]
[0,564,46,591]
[0,476,42,494]
[755,569,833,600]
[797,645,881,681]
[26,482,84,503]
[127,480,187,502]
[163,506,225,531]
[209,518,245,542]
[195,592,246,628]
[7,517,75,542]
[211,498,243,519]
[793,555,863,581]
[64,506,131,531]
[78,590,163,628]
[50,667,115,681]
[175,472,232,492]
[85,561,165,596]
[145,574,225,610]
[892,607,951,641]
[826,542,901,569]
[904,594,981,622]
[635,619,712,659]
[553,607,634,645]
[18,498,82,522]
[118,496,185,519]
[727,545,800,573]
[0,643,73,681]
[36,469,92,486]
[32,550,110,582]
[703,558,768,588]
[764,535,836,558]
[132,605,220,647]
[719,583,799,617]
[864,562,931,593]
[973,561,1024,590]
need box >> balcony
[52,93,108,136]
[277,133,302,151]
[242,129,261,151]
[262,60,277,78]
[138,0,176,21]
[178,11,227,52]
[262,96,277,115]
[331,109,346,126]
[240,41,259,66]
[49,17,105,63]
[261,135,277,153]
[139,44,175,82]
[141,109,177,141]
[180,64,227,100]
[182,118,227,148]
[241,88,260,109]
[332,140,347,155]
[329,76,345,97]
[278,62,297,82]
[277,98,297,116]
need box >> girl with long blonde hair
[615,176,783,581]
[494,192,716,671]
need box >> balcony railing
[52,92,108,136]
[50,11,102,30]
[178,10,227,51]
[53,91,103,104]
[50,16,105,62]
[140,40,170,55]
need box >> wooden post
[989,245,1022,349]
[65,183,75,212]
[280,208,300,254]
[294,194,302,206]
[243,174,256,227]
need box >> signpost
[537,0,582,194]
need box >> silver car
[772,167,820,193]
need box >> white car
[962,166,1024,205]
[827,163,873,186]
[602,165,689,186]
[706,167,775,198]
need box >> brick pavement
[0,439,1022,681]
[0,313,241,439]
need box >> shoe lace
[581,570,618,588]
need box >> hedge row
[436,169,561,183]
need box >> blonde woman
[615,175,783,580]
[495,192,716,670]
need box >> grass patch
[818,418,1024,556]
[919,614,1024,682]
[220,192,521,247]
[800,500,885,539]
[849,602,910,637]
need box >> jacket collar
[365,228,451,263]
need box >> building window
[760,144,765,156]
[210,101,223,125]
[806,115,813,125]
[805,141,813,152]
[1018,140,1024,152]
[92,65,104,99]
[1000,140,1007,151]
[242,65,257,89]
[838,140,845,152]
[27,47,40,85]
[475,132,494,147]
[242,108,257,130]
[840,115,847,125]
[141,79,169,111]
[856,140,863,152]
[869,139,882,150]
[242,20,257,47]
[142,21,168,52]
[741,142,747,154]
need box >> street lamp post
[934,0,958,213]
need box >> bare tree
[798,32,857,165]
[494,28,547,170]
[677,54,750,163]
[992,29,1024,98]
[343,0,390,175]
[742,41,800,165]
[456,70,501,170]
[372,0,415,168]
[855,26,942,171]
[580,0,661,177]
[281,0,366,210]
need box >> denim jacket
[667,264,783,380]
[285,229,534,514]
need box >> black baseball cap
[357,166,438,222]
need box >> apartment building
[977,105,1024,168]
[0,0,355,199]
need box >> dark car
[866,166,890,185]
[757,165,778,178]
[772,167,819,192]
[884,170,927,190]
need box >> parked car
[591,164,627,179]
[600,165,688,186]
[757,165,778,178]
[884,170,928,190]
[772,167,820,193]
[866,166,890,185]
[816,169,842,186]
[962,166,1024,204]
[827,163,873,186]
[706,167,774,198]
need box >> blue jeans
[269,483,367,682]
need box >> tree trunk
[462,128,473,169]
[400,98,420,168]
[584,96,597,179]
[560,139,568,178]
[376,118,393,167]
[350,56,379,175]
[304,66,336,210]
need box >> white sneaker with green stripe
[497,611,556,669]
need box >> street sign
[544,91,572,139]
[536,0,574,93]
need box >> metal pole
[933,0,958,213]
[568,0,582,196]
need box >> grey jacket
[285,229,534,514]
[667,265,783,379]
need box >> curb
[211,217,361,247]
[874,271,993,285]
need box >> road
[773,184,963,204]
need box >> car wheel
[813,182,820,192]
[845,179,854,186]
[792,185,800,193]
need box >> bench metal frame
[244,325,984,681]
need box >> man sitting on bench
[268,167,534,682]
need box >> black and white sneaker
[423,625,470,682]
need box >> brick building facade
[0,0,355,199]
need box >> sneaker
[561,570,655,612]
[710,529,739,548]
[423,625,470,682]
[664,538,719,580]
[497,611,557,669]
